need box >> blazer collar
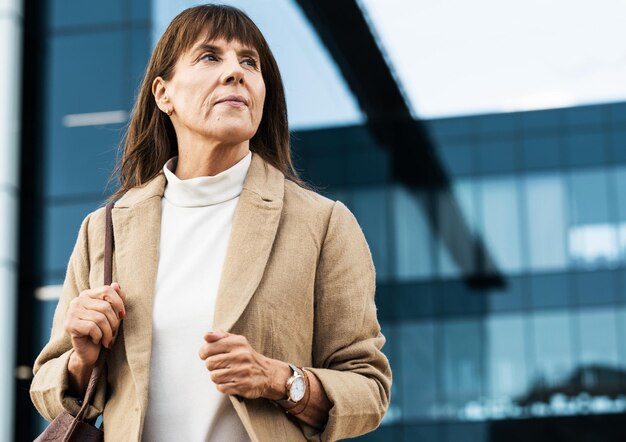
[111,151,285,424]
[114,151,284,208]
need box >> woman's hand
[198,331,291,400]
[64,283,127,368]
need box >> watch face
[290,376,306,402]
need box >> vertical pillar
[0,0,23,440]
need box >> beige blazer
[31,152,392,441]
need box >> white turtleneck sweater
[142,152,252,442]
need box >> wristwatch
[277,364,307,405]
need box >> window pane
[437,180,477,278]
[523,174,567,271]
[568,169,619,269]
[349,187,389,281]
[530,310,574,389]
[478,177,523,273]
[578,307,618,367]
[399,321,438,419]
[612,166,626,262]
[392,185,433,281]
[486,314,528,404]
[442,319,483,418]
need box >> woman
[30,4,391,441]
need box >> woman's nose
[221,56,245,85]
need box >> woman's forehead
[191,33,258,55]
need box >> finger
[111,282,127,303]
[77,308,114,348]
[69,318,104,346]
[204,353,231,371]
[203,330,229,343]
[81,298,119,335]
[210,368,235,385]
[83,286,126,319]
[215,382,239,395]
[199,339,232,359]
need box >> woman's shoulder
[283,179,335,216]
[282,179,359,233]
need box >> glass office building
[8,0,626,440]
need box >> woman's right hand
[64,283,126,368]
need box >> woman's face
[155,36,266,145]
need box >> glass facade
[294,102,626,440]
[17,0,626,440]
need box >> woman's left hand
[198,330,290,400]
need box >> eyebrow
[193,43,260,60]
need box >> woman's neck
[174,139,250,179]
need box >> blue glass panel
[529,273,570,310]
[131,0,151,22]
[435,142,474,176]
[45,31,128,198]
[610,102,626,124]
[523,174,568,271]
[530,310,574,390]
[43,201,101,281]
[393,282,437,320]
[521,134,561,170]
[577,307,619,368]
[477,140,517,174]
[437,181,478,278]
[399,321,438,419]
[614,305,626,371]
[444,422,488,441]
[441,319,484,413]
[565,131,607,167]
[403,424,442,442]
[521,108,561,132]
[613,167,626,262]
[568,169,619,269]
[439,281,487,317]
[486,276,525,312]
[392,186,433,281]
[574,270,616,306]
[609,129,626,163]
[478,177,523,273]
[564,105,607,128]
[126,28,152,102]
[476,113,516,135]
[349,187,390,281]
[425,117,473,139]
[50,0,125,29]
[486,314,528,402]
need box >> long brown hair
[109,4,307,201]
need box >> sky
[358,0,626,118]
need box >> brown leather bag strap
[104,202,114,286]
[74,202,115,422]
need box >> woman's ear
[152,77,171,115]
[152,76,167,103]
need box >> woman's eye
[243,58,258,68]
[201,53,218,61]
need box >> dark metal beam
[295,0,503,286]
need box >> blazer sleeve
[304,201,392,441]
[30,212,107,422]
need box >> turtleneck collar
[162,151,252,207]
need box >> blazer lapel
[213,153,285,332]
[111,174,165,422]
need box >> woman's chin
[206,126,256,144]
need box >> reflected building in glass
[12,0,626,441]
[295,103,626,440]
